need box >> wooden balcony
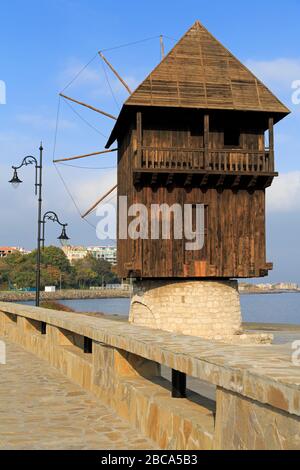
[133,146,276,190]
[135,147,274,174]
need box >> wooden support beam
[204,114,209,169]
[231,175,241,193]
[264,176,274,188]
[160,35,165,60]
[248,176,258,188]
[216,175,226,187]
[151,173,158,186]
[216,175,226,194]
[99,52,132,94]
[133,172,142,185]
[232,176,241,188]
[269,117,274,172]
[248,176,258,193]
[136,112,142,168]
[184,174,193,187]
[60,93,117,120]
[81,184,117,219]
[166,173,174,186]
[200,174,209,186]
[53,148,118,163]
[264,262,274,271]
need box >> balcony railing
[136,147,274,173]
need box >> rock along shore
[0,289,130,302]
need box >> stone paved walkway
[0,336,155,450]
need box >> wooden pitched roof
[126,21,289,113]
[106,21,289,147]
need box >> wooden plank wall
[126,186,266,279]
[142,111,267,148]
[117,112,269,279]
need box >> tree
[40,246,72,273]
[73,256,98,288]
[0,247,119,290]
[0,258,10,288]
[41,265,62,287]
[0,246,73,290]
[73,254,119,288]
[5,252,36,289]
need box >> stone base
[129,279,272,343]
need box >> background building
[0,247,31,258]
[62,246,117,265]
[87,246,117,265]
[61,246,87,264]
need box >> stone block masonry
[130,279,270,343]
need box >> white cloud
[267,171,300,212]
[245,58,300,90]
[71,169,116,211]
[70,169,117,241]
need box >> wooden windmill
[55,21,290,338]
[104,21,289,280]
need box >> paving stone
[0,337,155,450]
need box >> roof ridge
[124,20,289,115]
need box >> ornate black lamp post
[41,212,70,249]
[9,144,70,307]
[40,211,69,335]
[9,144,43,306]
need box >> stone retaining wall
[0,289,130,303]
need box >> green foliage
[39,246,72,273]
[0,258,10,287]
[73,254,118,288]
[0,247,118,290]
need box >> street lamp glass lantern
[9,169,23,189]
[57,226,70,247]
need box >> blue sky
[0,0,299,282]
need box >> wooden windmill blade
[81,184,118,219]
[160,35,165,59]
[60,93,117,120]
[55,45,136,222]
[53,148,118,164]
[99,52,132,94]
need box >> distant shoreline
[1,287,299,302]
[0,289,130,302]
[243,322,300,332]
[240,290,300,295]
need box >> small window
[224,128,240,147]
